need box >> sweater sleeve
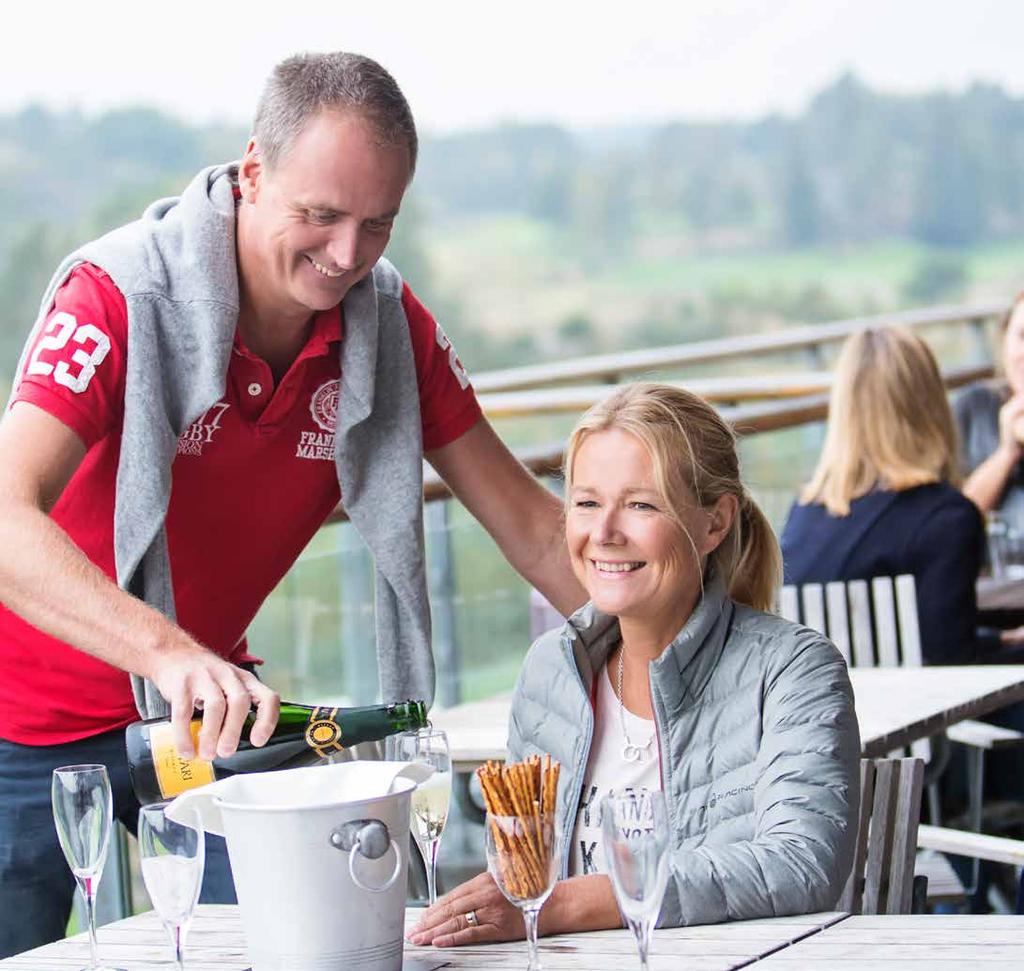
[905,498,985,664]
[657,632,860,927]
[952,387,979,477]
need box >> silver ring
[465,909,479,927]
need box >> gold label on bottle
[150,721,216,798]
[305,707,345,758]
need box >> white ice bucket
[167,760,429,971]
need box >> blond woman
[955,293,1024,521]
[411,383,859,943]
[780,325,1007,663]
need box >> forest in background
[2,71,1023,393]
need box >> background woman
[956,293,1024,522]
[781,326,1002,664]
[410,382,859,945]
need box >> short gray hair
[253,51,418,173]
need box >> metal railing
[471,300,1005,393]
[98,297,1010,926]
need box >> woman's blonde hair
[996,291,1024,384]
[801,326,958,516]
[564,382,781,612]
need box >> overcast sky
[4,1,1024,132]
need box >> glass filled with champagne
[389,727,451,905]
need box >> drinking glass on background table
[988,512,1024,579]
[388,727,451,905]
[485,811,558,971]
[51,764,126,971]
[138,803,205,971]
[601,789,670,971]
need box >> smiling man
[0,52,585,957]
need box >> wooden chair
[779,575,1017,816]
[781,574,1024,907]
[841,757,926,914]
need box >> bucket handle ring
[329,819,403,894]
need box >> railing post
[338,521,380,703]
[426,500,460,708]
[804,343,826,370]
[968,316,994,366]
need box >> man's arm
[426,418,587,618]
[0,402,279,759]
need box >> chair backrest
[779,575,922,668]
[839,757,925,915]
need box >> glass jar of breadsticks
[479,755,560,971]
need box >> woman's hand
[997,394,1024,457]
[407,872,525,947]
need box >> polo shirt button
[247,382,262,397]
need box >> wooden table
[0,905,847,970]
[852,665,1024,755]
[432,666,1024,771]
[756,914,1024,968]
[978,575,1024,614]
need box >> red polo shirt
[0,263,481,744]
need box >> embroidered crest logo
[297,379,339,461]
[309,379,339,433]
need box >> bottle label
[305,707,345,758]
[150,721,216,798]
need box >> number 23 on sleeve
[26,311,112,395]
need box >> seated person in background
[781,326,1020,664]
[955,293,1024,523]
[410,382,859,943]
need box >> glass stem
[173,922,185,971]
[523,905,542,970]
[630,916,652,971]
[81,876,99,970]
[420,838,440,906]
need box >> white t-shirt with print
[569,662,662,877]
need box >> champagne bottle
[125,700,429,805]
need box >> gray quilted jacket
[508,571,860,927]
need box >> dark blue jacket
[780,483,985,665]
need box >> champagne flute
[392,728,451,905]
[51,764,126,971]
[600,789,670,971]
[485,811,558,971]
[138,803,205,971]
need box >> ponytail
[721,492,782,613]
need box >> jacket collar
[562,568,734,711]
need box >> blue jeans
[0,727,236,959]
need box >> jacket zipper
[560,631,595,880]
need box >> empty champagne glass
[390,728,451,905]
[485,811,559,971]
[601,789,670,971]
[138,802,205,971]
[51,764,126,971]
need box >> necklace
[616,646,656,763]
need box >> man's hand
[407,872,525,947]
[149,646,280,760]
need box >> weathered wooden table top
[754,914,1024,968]
[433,666,1024,770]
[0,904,845,970]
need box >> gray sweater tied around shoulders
[8,163,435,717]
